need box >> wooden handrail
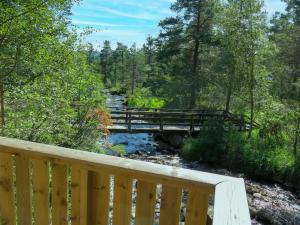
[0,137,251,225]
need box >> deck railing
[0,137,251,225]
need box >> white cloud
[72,19,124,27]
[84,0,173,18]
[82,5,158,20]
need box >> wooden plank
[0,153,15,225]
[0,137,233,189]
[87,171,110,225]
[159,185,182,225]
[71,167,88,225]
[185,189,209,225]
[32,159,49,225]
[213,179,251,225]
[112,175,132,225]
[16,154,32,225]
[135,181,156,225]
[52,163,68,225]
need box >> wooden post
[0,153,15,225]
[190,115,194,132]
[160,113,163,131]
[112,176,132,225]
[125,108,129,123]
[128,112,132,131]
[16,155,32,225]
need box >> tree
[130,44,137,95]
[0,0,77,133]
[157,0,215,108]
[270,0,300,155]
[100,40,112,84]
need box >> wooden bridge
[0,137,251,225]
[108,107,255,134]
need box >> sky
[71,0,287,49]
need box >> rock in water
[295,214,300,225]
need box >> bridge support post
[159,113,163,131]
[125,108,129,123]
[190,115,195,132]
[128,112,132,131]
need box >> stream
[103,91,300,225]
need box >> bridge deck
[108,108,254,133]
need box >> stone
[253,193,262,198]
[294,214,300,225]
[257,208,274,223]
[206,215,213,225]
[249,206,258,219]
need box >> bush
[182,122,298,185]
[110,144,126,156]
[110,83,125,95]
[127,88,165,109]
[182,119,226,164]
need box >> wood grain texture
[185,189,209,225]
[52,163,68,225]
[112,175,132,225]
[71,167,88,225]
[135,181,156,225]
[159,185,182,225]
[32,159,50,225]
[16,154,32,225]
[87,171,110,225]
[0,153,15,225]
[213,179,251,225]
[0,137,234,192]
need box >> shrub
[127,88,165,109]
[182,119,225,164]
[110,144,126,156]
[182,122,298,185]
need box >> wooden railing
[0,137,251,225]
[109,109,249,133]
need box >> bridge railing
[0,137,251,225]
[110,110,246,132]
[108,106,227,114]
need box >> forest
[0,0,299,190]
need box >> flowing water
[103,90,157,154]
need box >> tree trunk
[114,63,117,85]
[225,66,235,112]
[0,82,5,135]
[248,58,255,138]
[121,51,124,83]
[131,60,136,95]
[294,118,300,156]
[103,63,107,84]
[248,0,255,138]
[190,7,202,109]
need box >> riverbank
[126,150,300,225]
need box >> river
[103,91,300,225]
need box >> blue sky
[71,0,286,49]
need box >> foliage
[182,120,225,163]
[5,49,106,150]
[127,88,165,109]
[0,0,106,151]
[183,125,297,185]
[110,144,126,157]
